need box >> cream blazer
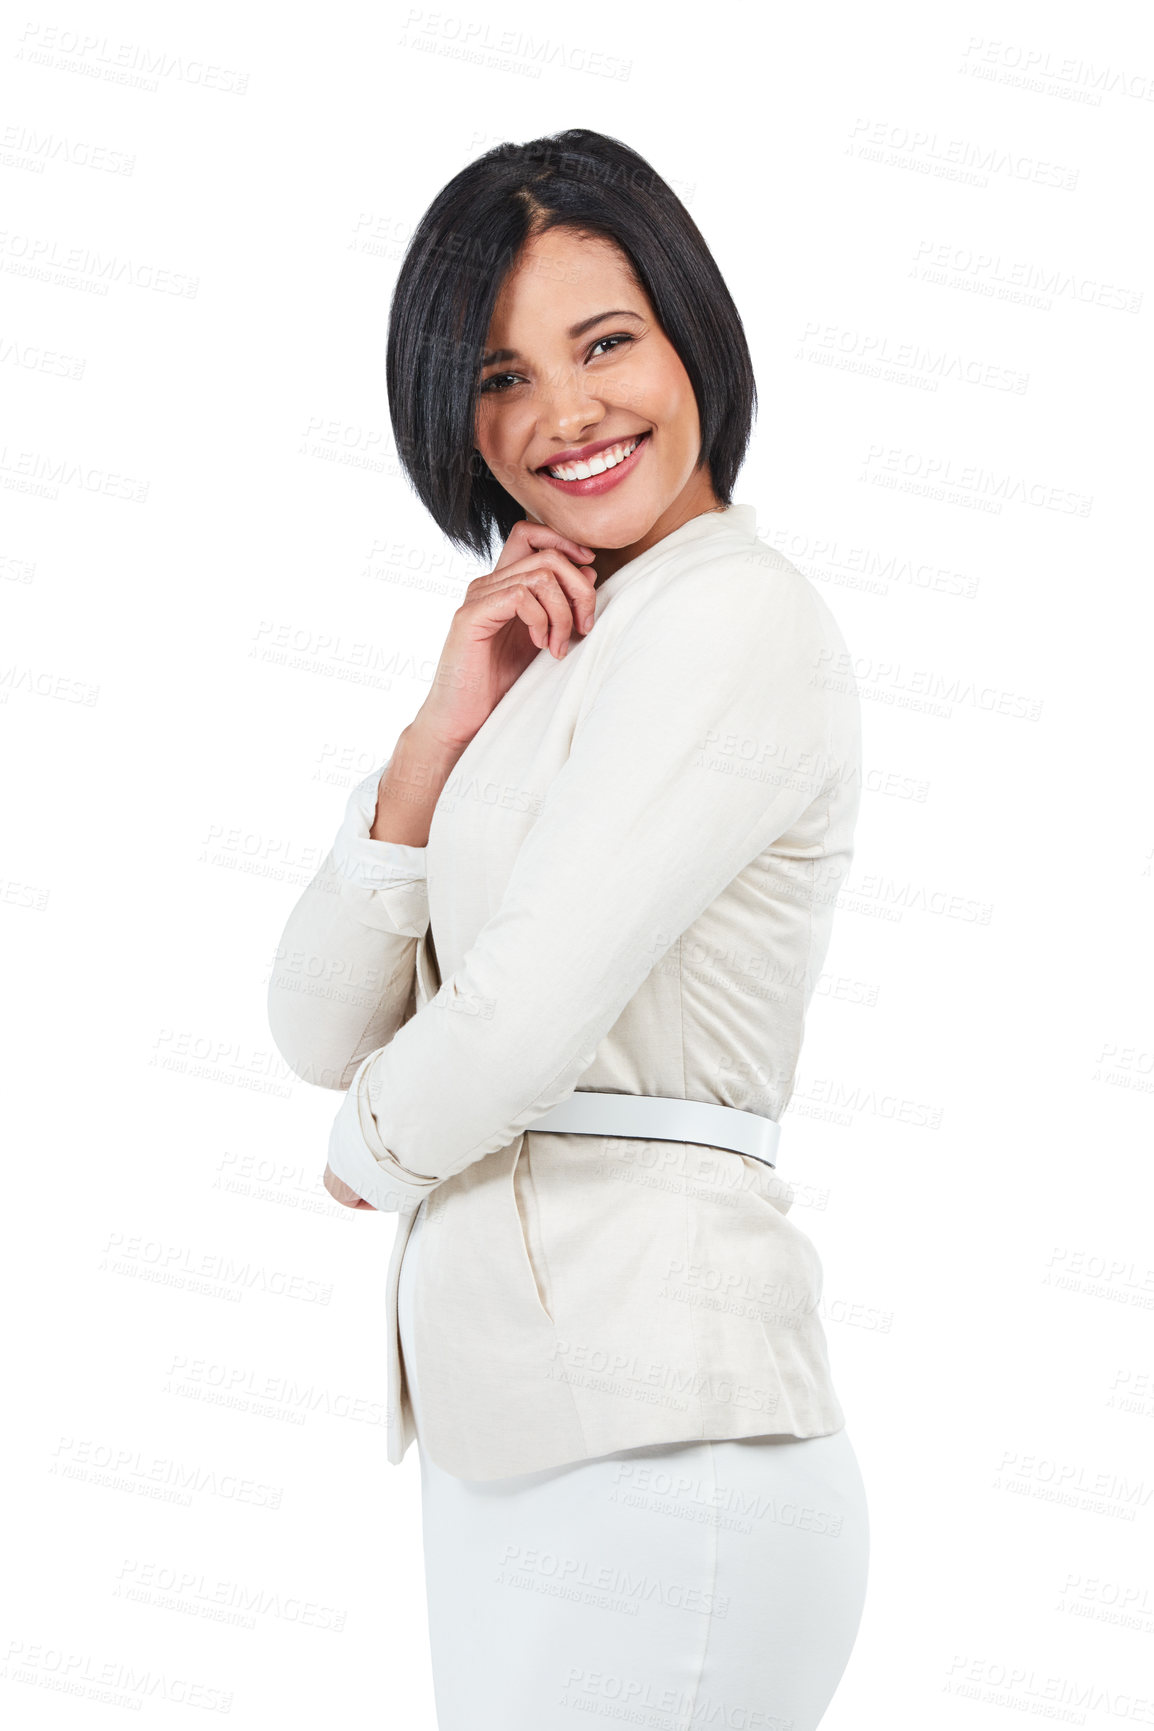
[267,502,863,1480]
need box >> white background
[3,1,1152,1726]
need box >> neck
[592,496,727,590]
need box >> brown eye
[588,334,635,360]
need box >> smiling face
[474,227,724,583]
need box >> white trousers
[399,1200,870,1731]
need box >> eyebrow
[481,308,643,368]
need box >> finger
[497,520,595,572]
[323,1164,370,1208]
[518,572,585,657]
[468,578,551,650]
[539,554,598,640]
[506,581,561,654]
[496,550,598,639]
[470,560,580,655]
[505,520,594,562]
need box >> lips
[535,429,652,498]
[536,431,650,475]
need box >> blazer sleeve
[326,554,856,1213]
[267,758,430,1090]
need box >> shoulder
[616,536,847,665]
[612,535,860,753]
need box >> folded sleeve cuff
[327,1050,442,1213]
[330,759,430,938]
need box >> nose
[535,361,605,447]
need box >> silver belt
[528,1091,780,1168]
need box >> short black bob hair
[385,128,758,562]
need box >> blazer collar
[595,500,759,600]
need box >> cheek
[476,402,525,464]
[473,402,494,451]
[633,357,695,435]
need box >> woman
[268,129,868,1730]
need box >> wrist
[368,723,465,846]
[398,718,467,775]
[400,715,472,771]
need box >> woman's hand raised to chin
[321,527,599,1205]
[415,519,599,755]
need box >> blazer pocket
[511,1135,554,1324]
[414,926,441,1010]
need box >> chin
[564,497,662,546]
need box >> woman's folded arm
[267,760,429,1091]
[326,554,859,1214]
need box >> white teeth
[546,434,644,481]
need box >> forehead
[485,231,644,337]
